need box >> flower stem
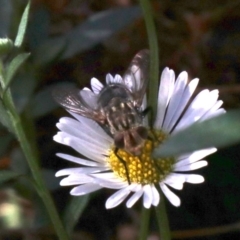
[139,0,159,121]
[3,90,69,240]
[139,206,150,240]
[155,191,171,240]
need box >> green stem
[3,90,69,240]
[139,206,151,240]
[155,191,171,240]
[139,0,159,122]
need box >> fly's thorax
[104,98,143,135]
[97,84,131,108]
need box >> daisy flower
[53,68,225,209]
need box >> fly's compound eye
[136,126,148,139]
[114,133,125,149]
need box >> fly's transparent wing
[123,49,150,107]
[52,87,105,123]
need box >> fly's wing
[52,87,106,123]
[122,49,150,107]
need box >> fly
[53,49,150,184]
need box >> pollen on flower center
[108,130,175,185]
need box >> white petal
[200,99,225,121]
[91,77,103,94]
[56,133,102,157]
[164,173,186,185]
[57,117,110,149]
[60,174,93,186]
[175,160,208,171]
[70,183,102,196]
[75,167,109,174]
[179,148,217,164]
[169,173,204,184]
[79,89,98,109]
[97,179,128,189]
[160,183,181,207]
[92,173,128,189]
[113,74,123,84]
[175,148,216,169]
[165,78,199,132]
[165,181,183,190]
[56,167,107,177]
[151,185,160,206]
[126,185,143,208]
[173,89,210,131]
[173,89,220,132]
[143,185,153,208]
[55,168,77,177]
[58,116,112,146]
[105,187,131,209]
[106,73,114,84]
[60,136,107,163]
[184,174,205,183]
[56,153,103,167]
[70,114,113,143]
[57,132,107,156]
[92,172,123,182]
[163,174,184,190]
[53,132,66,145]
[154,68,175,129]
[201,108,226,120]
[83,87,91,91]
[162,71,188,131]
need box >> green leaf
[14,1,30,47]
[63,196,89,234]
[11,70,38,113]
[0,170,20,184]
[154,109,240,157]
[0,134,13,157]
[29,82,74,118]
[34,196,51,228]
[29,85,60,118]
[0,38,13,55]
[3,53,30,91]
[28,6,50,50]
[0,101,13,132]
[34,6,141,64]
[0,0,12,37]
[10,148,28,174]
[33,39,67,66]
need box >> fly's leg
[142,106,153,126]
[114,148,131,185]
[142,106,151,118]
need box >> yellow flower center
[108,130,175,184]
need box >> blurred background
[0,0,240,239]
